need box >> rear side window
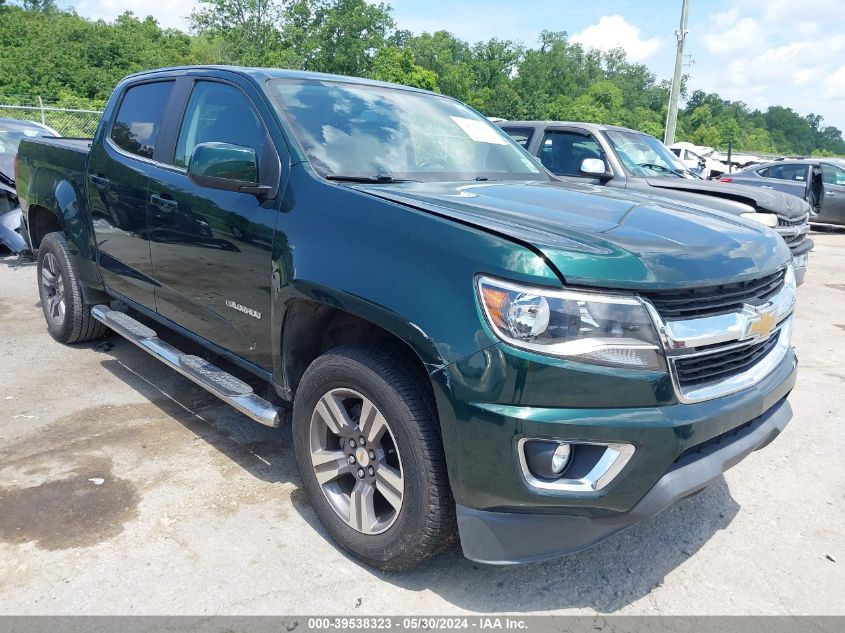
[502,127,534,148]
[756,167,770,177]
[110,81,174,159]
[539,131,604,176]
[767,164,807,181]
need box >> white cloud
[73,0,195,31]
[702,14,762,54]
[572,15,661,62]
[690,1,845,129]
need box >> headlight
[783,263,796,289]
[477,276,665,370]
[740,212,778,228]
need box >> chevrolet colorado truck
[498,121,813,284]
[16,67,798,569]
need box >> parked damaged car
[722,159,845,227]
[499,121,814,284]
[0,118,59,254]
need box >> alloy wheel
[41,252,66,327]
[309,388,404,535]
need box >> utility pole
[664,0,690,146]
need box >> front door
[535,129,609,185]
[87,80,177,308]
[146,78,282,368]
[820,162,845,224]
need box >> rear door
[87,80,177,308]
[755,163,810,198]
[145,76,284,368]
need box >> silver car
[722,159,845,227]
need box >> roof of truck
[123,65,441,96]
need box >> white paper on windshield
[449,116,508,145]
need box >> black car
[722,159,845,227]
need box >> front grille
[673,335,780,388]
[777,214,810,250]
[777,213,809,227]
[643,269,785,320]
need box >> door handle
[90,174,110,190]
[150,194,178,211]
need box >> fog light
[552,444,571,473]
[523,440,572,480]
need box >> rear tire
[37,232,108,344]
[292,345,456,570]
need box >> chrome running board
[91,304,281,428]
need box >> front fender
[269,163,562,392]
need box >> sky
[65,0,845,132]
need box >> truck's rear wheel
[292,345,455,570]
[37,232,108,344]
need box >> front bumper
[457,396,791,564]
[433,337,797,564]
[790,238,813,285]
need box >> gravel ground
[0,233,843,615]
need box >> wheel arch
[276,293,443,404]
[26,203,63,249]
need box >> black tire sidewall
[292,351,437,568]
[37,234,76,342]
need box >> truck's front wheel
[292,346,455,570]
[37,232,108,344]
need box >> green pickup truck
[16,66,797,569]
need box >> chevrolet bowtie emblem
[747,307,777,339]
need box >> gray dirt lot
[0,233,843,616]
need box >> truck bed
[17,136,92,190]
[33,137,93,152]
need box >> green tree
[370,46,437,91]
[1,2,842,156]
[305,0,394,76]
[191,0,288,66]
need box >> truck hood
[644,176,809,218]
[353,180,791,290]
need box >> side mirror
[580,158,609,179]
[188,142,270,196]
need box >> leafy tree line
[1,1,843,155]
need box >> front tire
[292,345,455,570]
[37,232,108,344]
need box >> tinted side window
[110,81,174,159]
[540,131,604,176]
[756,167,770,177]
[769,164,807,181]
[822,163,845,186]
[502,127,534,148]
[174,81,266,169]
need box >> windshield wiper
[326,174,419,184]
[637,162,685,177]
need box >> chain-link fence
[0,100,103,137]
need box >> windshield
[268,79,546,182]
[604,129,693,178]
